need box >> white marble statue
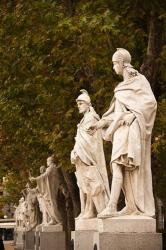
[15,184,41,231]
[71,90,110,219]
[36,166,49,225]
[24,185,41,231]
[89,48,157,218]
[30,155,62,226]
[14,197,27,228]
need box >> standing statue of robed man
[30,155,62,225]
[89,48,157,218]
[71,90,110,219]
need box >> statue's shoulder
[87,110,100,121]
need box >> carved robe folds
[71,108,110,218]
[102,74,157,216]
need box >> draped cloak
[102,73,157,216]
[74,108,110,201]
[36,165,62,223]
[26,188,40,231]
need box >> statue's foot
[39,223,45,226]
[48,219,56,225]
[117,206,139,216]
[75,213,84,220]
[81,213,96,219]
[57,221,63,226]
[97,205,118,219]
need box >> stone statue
[71,90,110,219]
[36,166,49,225]
[14,197,27,228]
[89,48,157,218]
[24,184,41,231]
[15,182,41,231]
[30,155,62,226]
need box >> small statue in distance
[30,155,62,226]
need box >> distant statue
[36,166,49,225]
[14,197,27,228]
[89,48,157,218]
[30,155,62,225]
[15,183,41,231]
[24,184,41,231]
[71,90,110,219]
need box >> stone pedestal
[72,218,98,250]
[14,229,25,250]
[93,232,162,250]
[34,231,39,250]
[75,218,98,231]
[98,215,156,233]
[36,225,66,250]
[93,216,162,250]
[24,231,35,250]
[41,224,63,232]
[39,231,66,250]
[71,230,95,250]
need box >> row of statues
[71,48,157,219]
[15,155,62,231]
[15,48,157,231]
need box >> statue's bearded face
[77,100,89,114]
[112,60,123,75]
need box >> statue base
[41,224,63,232]
[93,232,162,250]
[98,215,156,233]
[35,225,65,250]
[93,216,162,250]
[75,218,98,231]
[24,231,35,250]
[14,228,25,250]
[72,218,98,250]
[39,231,66,250]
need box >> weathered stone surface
[98,215,156,233]
[34,232,39,250]
[14,229,25,250]
[71,231,95,250]
[24,231,35,250]
[39,231,65,250]
[93,232,162,250]
[75,218,98,231]
[41,224,63,232]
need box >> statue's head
[76,89,91,114]
[40,165,46,174]
[47,154,57,167]
[25,182,30,191]
[19,197,24,203]
[112,48,132,75]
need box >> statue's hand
[87,119,109,135]
[86,124,97,135]
[122,113,135,126]
[29,177,36,182]
[70,150,78,164]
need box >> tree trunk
[63,0,76,16]
[140,10,164,99]
[61,169,80,217]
